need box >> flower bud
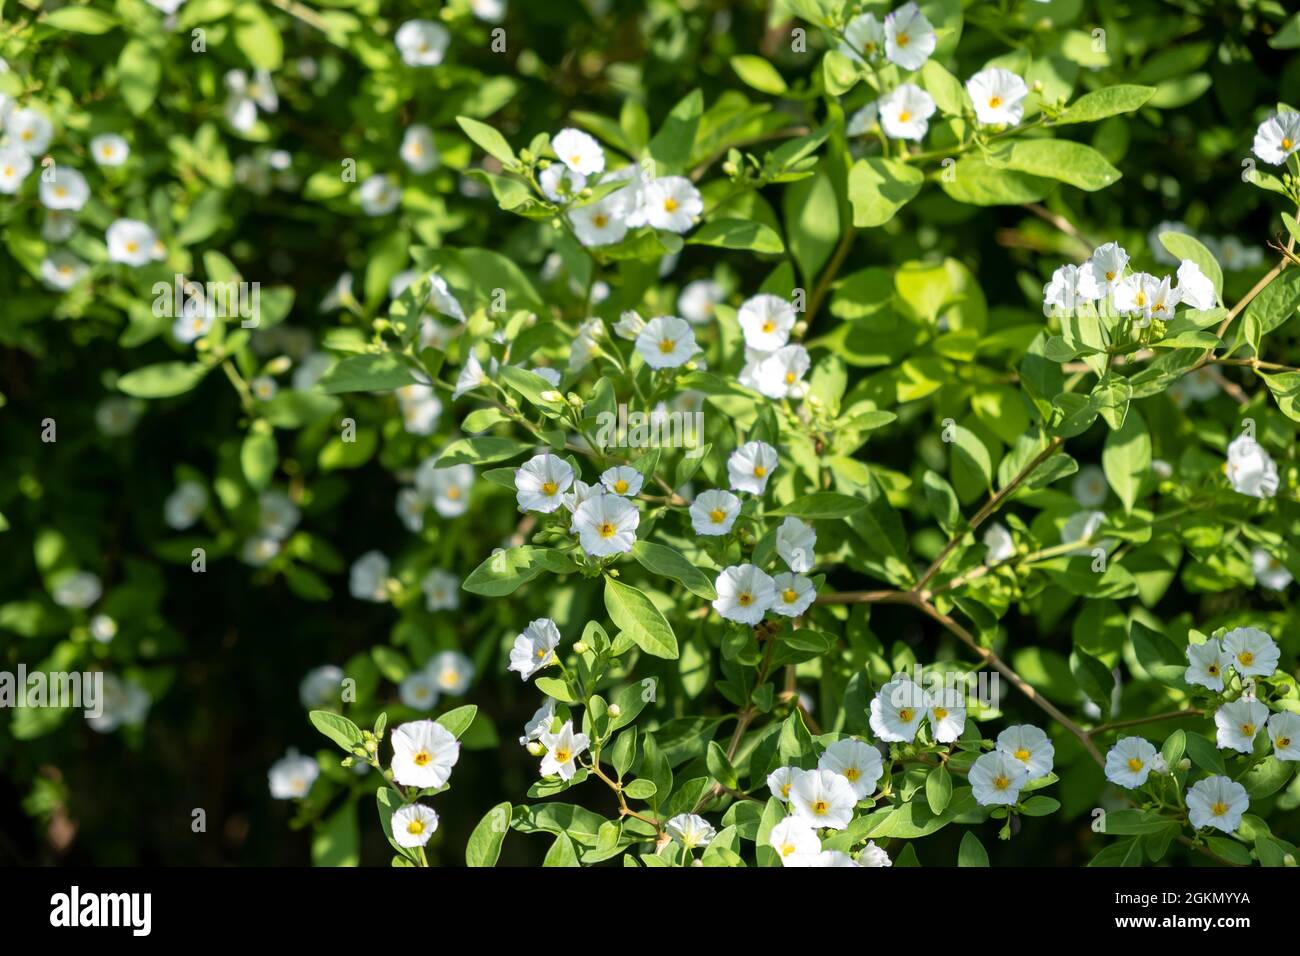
[1178,758,1192,771]
[608,704,622,718]
[526,741,545,756]
[573,640,589,654]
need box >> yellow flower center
[1127,757,1144,772]
[446,486,461,500]
[2,166,11,177]
[864,41,876,55]
[125,241,139,253]
[55,186,67,197]
[441,669,458,687]
[897,33,910,47]
[993,775,1010,791]
[540,480,557,496]
[406,819,425,835]
[1134,291,1147,306]
[1014,748,1030,762]
[598,521,617,538]
[1240,723,1255,736]
[569,154,582,166]
[1210,801,1228,816]
[752,465,766,477]
[659,337,675,354]
[781,783,792,797]
[811,800,828,815]
[1105,270,1116,281]
[1284,137,1294,150]
[413,750,432,766]
[761,320,775,333]
[1207,663,1220,676]
[593,213,608,228]
[663,197,679,212]
[897,110,912,123]
[784,371,796,384]
[988,96,1002,108]
[779,842,797,856]
[553,748,571,763]
[709,508,726,523]
[897,708,914,722]
[844,767,860,782]
[20,129,33,141]
[1238,651,1254,666]
[933,707,948,721]
[782,588,798,603]
[1278,736,1292,748]
[737,592,754,607]
[613,479,629,494]
[534,647,547,659]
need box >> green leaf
[604,577,679,659]
[43,6,119,33]
[118,362,210,399]
[926,764,952,815]
[1101,406,1150,512]
[466,802,511,866]
[309,710,363,752]
[848,158,924,227]
[957,831,989,867]
[941,155,1051,205]
[769,492,866,519]
[1054,85,1156,124]
[687,219,784,254]
[436,436,534,466]
[436,705,478,739]
[1005,140,1121,191]
[119,40,161,115]
[1185,733,1225,774]
[240,429,277,491]
[463,546,575,597]
[457,116,517,165]
[706,740,739,790]
[1242,269,1300,353]
[319,354,417,393]
[312,802,359,867]
[630,541,716,599]
[730,55,787,95]
[542,831,581,867]
[648,88,703,174]
[233,0,283,70]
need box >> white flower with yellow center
[164,481,208,531]
[1222,626,1279,677]
[399,670,440,711]
[40,250,88,291]
[770,817,821,864]
[713,563,777,625]
[1214,698,1269,753]
[391,719,461,789]
[995,724,1055,779]
[770,572,815,618]
[638,176,702,233]
[416,461,474,518]
[514,453,575,513]
[571,492,640,556]
[358,174,400,216]
[969,750,1030,806]
[0,145,32,194]
[91,133,130,167]
[1186,775,1248,833]
[1042,262,1102,313]
[737,293,796,351]
[869,677,927,742]
[7,107,52,154]
[421,568,459,612]
[299,665,344,708]
[878,83,935,141]
[1185,638,1228,691]
[395,19,450,67]
[789,768,857,830]
[392,804,439,848]
[754,345,811,400]
[678,279,724,324]
[1251,547,1292,591]
[400,124,440,174]
[1084,241,1129,293]
[1225,435,1279,499]
[666,813,716,849]
[1253,111,1300,165]
[775,516,816,573]
[539,719,589,780]
[1105,736,1159,788]
[552,127,606,176]
[601,465,644,497]
[428,650,474,696]
[508,618,562,681]
[767,766,800,803]
[39,166,89,211]
[727,440,778,495]
[927,688,967,743]
[1071,464,1109,507]
[106,218,158,267]
[689,488,741,536]
[817,738,883,800]
[884,1,935,70]
[635,315,697,369]
[349,550,391,602]
[570,192,630,247]
[840,12,884,65]
[268,748,320,800]
[966,67,1028,126]
[1267,712,1300,761]
[396,382,442,435]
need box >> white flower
[39,166,89,211]
[396,383,442,435]
[1225,435,1279,499]
[727,440,778,494]
[0,145,31,194]
[561,479,599,514]
[983,522,1015,563]
[635,315,697,369]
[1186,639,1228,691]
[1252,111,1300,165]
[1085,242,1129,293]
[878,82,935,141]
[417,461,474,518]
[268,749,319,799]
[678,279,724,324]
[90,614,117,643]
[775,516,816,573]
[391,719,460,788]
[106,219,158,267]
[1070,464,1109,507]
[509,618,562,680]
[847,102,880,136]
[1176,259,1218,310]
[429,650,474,695]
[539,720,589,780]
[857,841,892,867]
[52,571,102,609]
[1061,510,1111,554]
[1042,264,1100,313]
[241,534,281,566]
[1222,626,1280,678]
[840,12,885,65]
[770,816,821,863]
[395,19,450,67]
[789,768,858,830]
[540,163,587,202]
[514,453,575,513]
[969,750,1030,806]
[86,674,151,734]
[320,272,354,312]
[164,480,208,530]
[767,766,799,802]
[713,563,777,625]
[1105,736,1159,788]
[349,551,391,602]
[926,688,967,743]
[259,490,300,540]
[1267,712,1300,761]
[358,174,400,216]
[770,572,816,618]
[470,0,506,22]
[817,738,883,799]
[90,133,130,167]
[689,488,741,535]
[299,665,344,708]
[400,124,440,174]
[613,310,646,340]
[40,251,88,291]
[638,176,702,233]
[1215,699,1268,753]
[6,107,52,154]
[452,353,489,399]
[737,294,796,350]
[1114,272,1180,324]
[250,375,278,401]
[966,68,1028,126]
[869,677,928,742]
[571,492,640,556]
[552,127,605,176]
[884,2,936,70]
[600,465,643,496]
[392,804,440,848]
[1252,548,1292,591]
[1186,775,1248,833]
[570,192,630,246]
[666,813,716,849]
[172,293,215,345]
[400,671,440,710]
[423,273,466,322]
[996,724,1056,779]
[520,697,557,745]
[754,345,811,400]
[43,211,76,245]
[223,69,277,133]
[422,569,460,612]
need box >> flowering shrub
[3,0,1300,868]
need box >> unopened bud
[1178,758,1192,771]
[527,741,545,756]
[607,704,622,718]
[573,640,589,654]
